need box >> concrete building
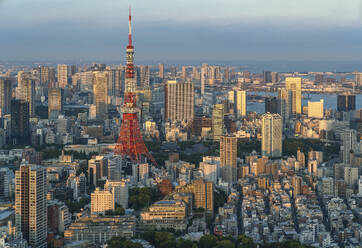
[18,75,35,117]
[278,88,291,122]
[91,187,114,216]
[261,113,282,158]
[285,77,302,115]
[48,88,63,119]
[344,167,358,187]
[15,164,47,248]
[0,77,12,116]
[93,72,108,120]
[308,99,324,119]
[341,129,357,165]
[220,135,237,184]
[88,156,108,187]
[11,99,30,145]
[212,103,224,141]
[57,64,68,88]
[164,80,194,123]
[337,93,356,112]
[104,180,128,209]
[158,63,164,79]
[321,177,334,197]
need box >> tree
[154,232,176,248]
[176,239,195,248]
[237,235,255,248]
[216,240,235,248]
[199,235,218,248]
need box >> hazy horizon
[1,0,362,61]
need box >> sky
[1,0,362,62]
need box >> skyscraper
[212,103,224,141]
[0,77,12,116]
[201,64,207,96]
[57,64,68,88]
[11,99,30,145]
[40,66,50,85]
[93,71,109,119]
[220,135,237,184]
[265,96,278,114]
[159,63,164,79]
[278,88,291,122]
[342,129,357,165]
[263,71,272,83]
[181,66,187,81]
[18,74,35,117]
[164,80,194,122]
[235,90,246,118]
[337,93,356,112]
[15,164,47,248]
[48,88,63,119]
[261,113,282,158]
[285,77,302,116]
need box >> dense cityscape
[0,5,362,248]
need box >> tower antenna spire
[128,6,132,47]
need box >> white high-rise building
[91,187,114,216]
[342,129,357,165]
[139,163,149,184]
[261,113,282,158]
[15,164,47,248]
[235,90,246,118]
[104,180,128,209]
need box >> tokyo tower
[114,8,157,166]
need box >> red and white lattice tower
[114,8,157,166]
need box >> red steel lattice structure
[114,8,157,166]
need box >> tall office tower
[0,77,12,116]
[57,64,68,88]
[223,67,230,82]
[285,77,302,115]
[11,99,30,145]
[261,113,282,158]
[48,68,56,88]
[278,88,291,122]
[139,65,150,89]
[192,67,199,80]
[201,65,207,96]
[265,96,278,114]
[40,66,50,85]
[337,93,356,112]
[115,9,156,165]
[344,167,359,186]
[212,103,224,141]
[159,63,164,79]
[91,187,114,216]
[234,90,246,118]
[292,176,303,196]
[15,164,47,248]
[164,80,194,122]
[342,129,357,164]
[271,72,279,84]
[48,88,63,119]
[104,180,128,208]
[93,72,108,119]
[308,99,324,118]
[263,71,272,83]
[0,168,11,200]
[220,135,237,184]
[107,68,122,98]
[359,176,362,196]
[181,66,187,81]
[88,156,108,187]
[170,66,177,78]
[70,65,77,76]
[18,74,35,117]
[355,72,362,87]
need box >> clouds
[0,0,361,61]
